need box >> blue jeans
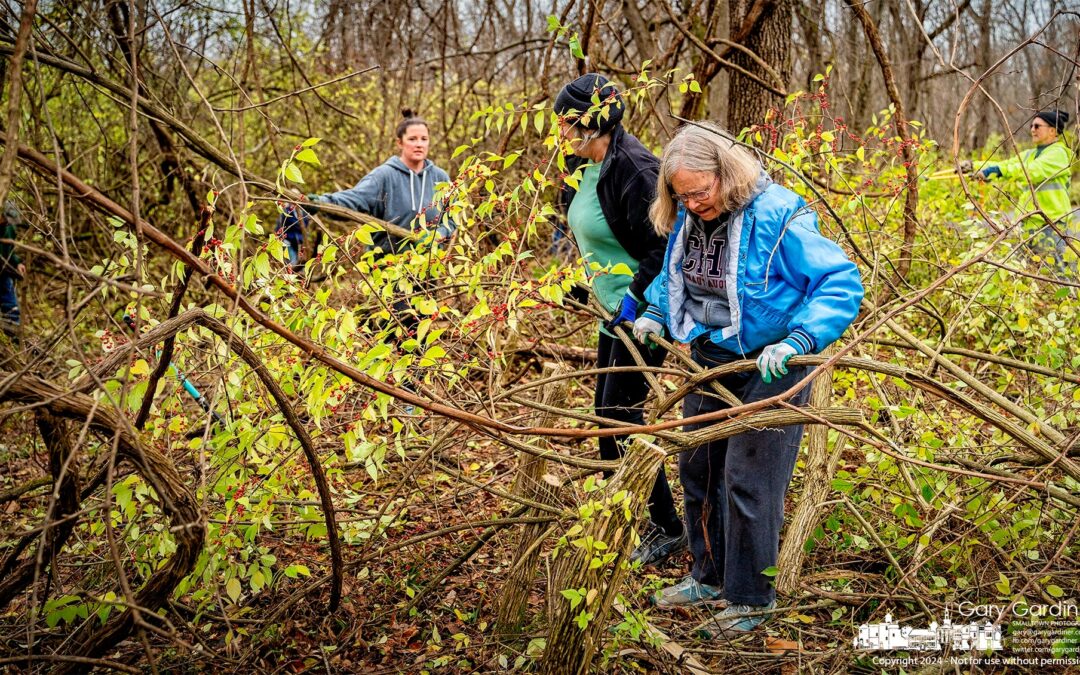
[680,338,810,605]
[0,274,19,328]
[286,238,302,272]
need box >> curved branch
[0,373,204,667]
[80,307,344,611]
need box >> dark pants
[0,274,19,330]
[681,338,810,605]
[595,330,681,535]
[286,237,302,272]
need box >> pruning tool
[122,314,225,426]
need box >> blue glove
[980,166,1002,180]
[605,292,641,332]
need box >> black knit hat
[1034,110,1070,132]
[554,73,624,133]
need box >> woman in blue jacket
[634,121,863,637]
[554,73,684,566]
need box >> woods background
[0,1,1078,673]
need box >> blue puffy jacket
[644,182,863,355]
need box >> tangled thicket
[0,2,1077,673]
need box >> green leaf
[569,34,584,60]
[1046,584,1064,598]
[574,610,594,630]
[284,162,304,184]
[609,262,633,276]
[355,227,374,246]
[301,137,322,147]
[226,577,242,603]
[295,148,321,165]
[761,566,779,577]
[994,573,1010,596]
[560,588,583,609]
[419,345,446,367]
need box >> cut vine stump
[495,364,569,635]
[777,352,841,594]
[538,438,665,675]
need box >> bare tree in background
[727,0,792,136]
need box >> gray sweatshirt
[314,155,453,252]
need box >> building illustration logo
[854,610,1004,652]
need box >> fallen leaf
[766,636,800,654]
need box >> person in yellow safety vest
[975,110,1075,265]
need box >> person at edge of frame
[967,109,1076,273]
[0,200,28,339]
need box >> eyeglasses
[674,176,719,204]
[1031,122,1050,130]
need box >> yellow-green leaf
[295,148,321,165]
[284,163,304,184]
[225,577,242,603]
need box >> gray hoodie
[314,155,453,252]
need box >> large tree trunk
[970,0,994,149]
[726,0,791,137]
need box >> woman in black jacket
[554,73,684,565]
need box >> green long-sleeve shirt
[991,140,1074,226]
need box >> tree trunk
[970,0,994,149]
[726,0,791,136]
[776,351,843,594]
[539,439,665,675]
[495,365,569,636]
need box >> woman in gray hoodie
[308,109,454,253]
[307,111,454,411]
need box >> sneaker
[697,601,775,639]
[631,525,688,567]
[653,575,724,608]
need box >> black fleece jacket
[558,125,668,300]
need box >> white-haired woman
[633,122,863,638]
